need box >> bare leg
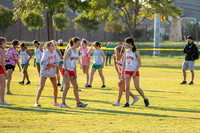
[0,74,6,102]
[70,76,80,103]
[125,74,131,103]
[190,70,194,82]
[133,76,146,100]
[98,67,105,85]
[56,67,60,84]
[182,70,186,81]
[62,74,70,103]
[36,65,40,77]
[35,76,47,104]
[85,65,89,84]
[6,69,13,93]
[50,77,58,103]
[23,65,30,82]
[89,67,96,85]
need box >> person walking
[180,36,198,85]
[105,42,112,66]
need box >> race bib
[126,59,133,66]
[82,52,86,56]
[94,55,98,60]
[71,60,76,68]
[35,55,40,59]
[21,55,25,59]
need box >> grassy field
[0,55,200,132]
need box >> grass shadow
[143,90,181,94]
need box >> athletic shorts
[5,64,15,71]
[58,61,63,66]
[92,64,102,69]
[0,65,4,74]
[36,62,40,66]
[182,60,195,71]
[125,71,139,76]
[21,63,30,68]
[61,68,75,76]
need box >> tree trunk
[46,12,50,41]
[129,27,135,38]
[46,10,54,41]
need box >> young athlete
[33,40,43,78]
[79,39,90,87]
[121,37,149,107]
[51,40,63,87]
[60,37,87,108]
[18,43,32,85]
[112,45,139,106]
[35,41,60,107]
[0,37,11,105]
[86,41,106,88]
[5,39,21,95]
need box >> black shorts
[5,64,15,71]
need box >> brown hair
[12,39,19,46]
[44,41,53,49]
[82,39,87,45]
[20,43,26,49]
[33,40,40,45]
[115,45,125,54]
[0,37,6,46]
[125,37,137,52]
[93,41,101,48]
[69,37,80,47]
[51,40,57,47]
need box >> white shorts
[182,61,195,71]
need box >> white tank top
[115,55,124,73]
[93,49,102,65]
[20,49,29,64]
[125,50,138,71]
[34,45,42,62]
[66,48,78,71]
[54,47,61,62]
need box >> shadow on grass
[143,90,181,94]
[1,106,199,120]
[142,65,200,70]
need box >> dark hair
[20,43,26,49]
[82,39,87,45]
[69,37,80,47]
[125,37,137,52]
[33,40,40,45]
[0,37,6,46]
[93,41,101,48]
[12,39,19,46]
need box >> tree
[0,6,16,36]
[21,11,45,39]
[104,21,125,41]
[73,14,100,40]
[53,13,70,39]
[81,0,183,38]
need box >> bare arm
[100,49,105,68]
[87,44,95,54]
[16,60,21,71]
[26,49,32,63]
[77,55,82,69]
[134,50,141,71]
[120,52,126,79]
[0,50,6,74]
[56,48,63,60]
[113,55,120,76]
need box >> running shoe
[6,91,12,95]
[123,103,130,107]
[188,81,194,85]
[19,81,24,85]
[0,101,11,105]
[112,101,120,106]
[57,83,61,86]
[180,81,187,85]
[131,96,139,105]
[34,103,41,107]
[101,85,106,88]
[76,102,88,107]
[26,81,31,85]
[144,98,149,107]
[85,84,92,88]
[54,103,60,106]
[60,103,69,108]
[60,87,63,91]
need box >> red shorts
[61,68,75,76]
[0,65,4,74]
[125,71,139,76]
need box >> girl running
[112,45,139,106]
[35,41,60,107]
[18,43,32,85]
[60,37,87,108]
[79,39,90,87]
[0,37,11,105]
[5,39,21,95]
[121,37,149,107]
[33,40,43,78]
[86,41,106,88]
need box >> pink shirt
[79,47,90,66]
[5,47,19,66]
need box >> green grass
[1,56,200,132]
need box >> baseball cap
[186,36,193,40]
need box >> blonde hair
[115,45,125,54]
[44,41,53,50]
[51,40,57,47]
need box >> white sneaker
[60,103,69,108]
[0,101,11,105]
[53,103,60,106]
[34,103,41,107]
[112,101,120,106]
[131,96,139,105]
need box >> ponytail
[68,37,80,47]
[125,37,137,52]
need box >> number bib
[71,60,76,68]
[126,59,133,66]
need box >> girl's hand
[80,64,82,69]
[34,64,36,67]
[133,72,136,78]
[101,64,104,68]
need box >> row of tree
[0,0,182,41]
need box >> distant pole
[154,14,160,56]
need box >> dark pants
[106,52,112,65]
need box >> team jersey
[34,45,42,63]
[125,50,138,71]
[66,48,78,71]
[79,47,90,66]
[53,47,62,62]
[40,50,59,77]
[20,49,29,64]
[93,49,102,65]
[5,47,19,66]
[115,55,124,73]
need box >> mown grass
[0,55,200,132]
